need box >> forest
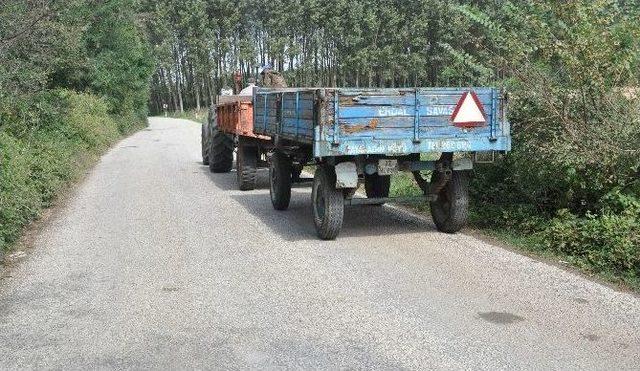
[1,0,639,287]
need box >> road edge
[384,201,639,296]
[0,121,149,269]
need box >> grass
[167,109,208,124]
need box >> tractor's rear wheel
[201,124,210,165]
[208,128,233,173]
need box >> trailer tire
[208,128,233,173]
[312,165,344,240]
[430,170,469,233]
[236,139,258,191]
[364,173,391,204]
[201,124,210,165]
[270,150,292,210]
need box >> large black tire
[236,139,258,191]
[430,170,470,233]
[269,150,292,210]
[208,129,233,173]
[364,173,391,203]
[312,165,344,240]
[201,124,210,165]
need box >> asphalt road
[1,117,638,369]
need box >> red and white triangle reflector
[451,91,487,128]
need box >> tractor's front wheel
[364,173,391,204]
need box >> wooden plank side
[337,114,494,129]
[333,87,497,142]
[217,95,252,104]
[337,92,494,107]
[282,98,315,110]
[338,105,458,119]
[326,125,492,139]
[253,108,314,120]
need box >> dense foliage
[0,0,153,250]
[144,0,639,286]
[465,1,640,286]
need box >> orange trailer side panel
[216,100,269,140]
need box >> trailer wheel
[208,128,233,173]
[236,139,258,191]
[270,150,292,210]
[364,173,391,204]
[201,124,210,165]
[312,165,344,240]
[430,170,470,233]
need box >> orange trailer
[201,95,272,190]
[215,96,268,140]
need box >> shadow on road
[197,163,271,191]
[203,165,436,242]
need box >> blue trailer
[253,87,511,239]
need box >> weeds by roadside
[0,91,147,252]
[167,109,208,124]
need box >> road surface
[1,117,638,369]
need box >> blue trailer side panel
[253,87,511,157]
[253,89,315,143]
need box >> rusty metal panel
[215,100,269,139]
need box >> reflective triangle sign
[451,91,487,128]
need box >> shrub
[0,132,41,248]
[544,205,639,282]
[0,1,151,252]
[0,90,142,251]
[455,0,640,287]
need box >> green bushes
[544,208,639,279]
[0,133,40,248]
[455,1,640,288]
[0,90,145,251]
[543,191,639,279]
[0,1,152,252]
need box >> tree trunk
[195,76,201,111]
